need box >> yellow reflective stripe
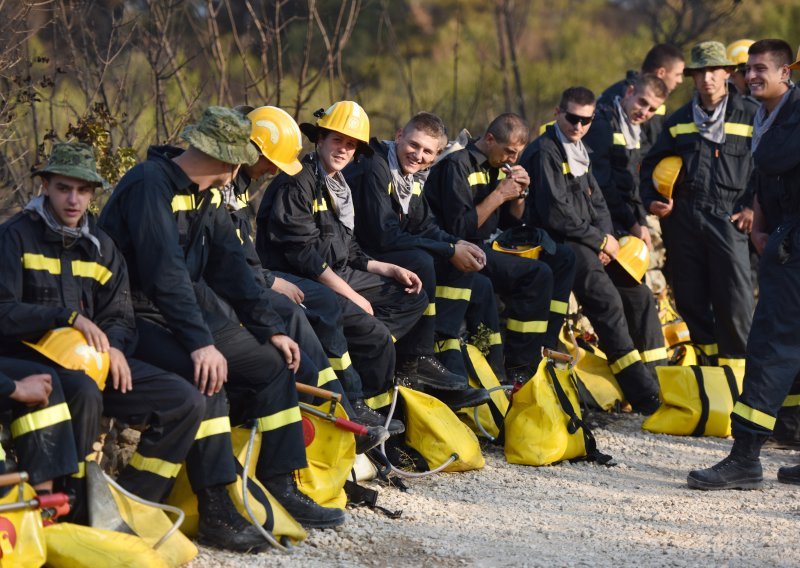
[71,462,86,479]
[640,347,668,363]
[435,286,471,301]
[10,403,71,438]
[732,401,776,431]
[257,406,302,432]
[195,416,231,440]
[391,335,397,343]
[128,452,181,479]
[488,332,502,346]
[539,120,555,135]
[550,300,568,315]
[783,394,800,408]
[497,170,507,181]
[22,253,61,275]
[387,181,393,195]
[364,390,393,410]
[724,122,753,137]
[209,188,222,207]
[423,302,436,316]
[412,181,422,196]
[171,195,195,212]
[697,343,719,356]
[609,350,641,374]
[434,339,462,353]
[236,191,249,209]
[506,318,547,334]
[718,357,746,369]
[655,104,666,116]
[71,260,112,285]
[562,162,571,175]
[468,171,490,186]
[235,228,244,245]
[612,133,627,146]
[312,199,328,213]
[329,352,352,371]
[669,123,699,137]
[317,366,338,387]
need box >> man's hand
[190,345,227,396]
[458,240,487,266]
[602,234,620,259]
[630,222,653,250]
[270,334,301,373]
[751,231,769,256]
[387,264,423,294]
[10,374,52,407]
[349,292,374,315]
[505,165,530,195]
[598,251,613,266]
[649,199,673,219]
[108,347,132,393]
[731,207,754,234]
[73,314,110,353]
[272,277,305,304]
[450,242,484,272]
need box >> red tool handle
[37,493,70,509]
[333,417,369,436]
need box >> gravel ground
[190,412,800,568]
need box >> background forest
[1,0,798,214]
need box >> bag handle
[721,365,739,402]
[690,366,711,437]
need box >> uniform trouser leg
[537,243,577,350]
[275,271,365,402]
[134,318,236,492]
[0,358,77,485]
[431,264,478,377]
[102,359,204,503]
[732,224,800,439]
[212,324,307,481]
[568,242,659,406]
[480,246,552,369]
[773,374,800,443]
[462,271,506,378]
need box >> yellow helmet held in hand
[663,319,691,348]
[726,39,755,67]
[299,101,373,155]
[246,106,304,175]
[615,236,650,283]
[652,156,683,200]
[23,327,109,390]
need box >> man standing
[688,39,800,490]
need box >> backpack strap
[721,365,740,403]
[690,366,711,437]
[344,478,403,519]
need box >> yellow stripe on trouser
[128,452,182,479]
[423,303,436,316]
[257,407,302,432]
[71,462,86,479]
[783,394,800,408]
[550,300,568,315]
[609,350,642,374]
[697,343,719,356]
[732,401,776,431]
[10,402,71,438]
[718,357,745,369]
[194,416,231,440]
[329,352,352,371]
[640,347,668,363]
[434,339,461,353]
[506,319,547,333]
[317,367,338,387]
[364,390,393,410]
[489,332,502,346]
[435,286,471,301]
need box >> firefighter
[425,114,577,384]
[597,43,685,155]
[343,111,498,402]
[99,108,344,530]
[583,74,670,373]
[727,39,756,96]
[521,87,660,414]
[688,39,800,490]
[641,41,758,369]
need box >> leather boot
[197,485,269,552]
[687,434,766,490]
[262,474,346,529]
[351,398,405,434]
[397,356,468,391]
[777,464,800,485]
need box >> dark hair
[402,112,447,140]
[749,39,794,67]
[558,87,595,110]
[633,74,669,100]
[485,113,529,144]
[641,44,684,73]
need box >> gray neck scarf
[220,182,240,211]
[554,122,591,177]
[385,140,427,214]
[692,92,729,144]
[24,195,102,254]
[752,86,794,154]
[615,96,641,150]
[315,154,355,230]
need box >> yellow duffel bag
[559,328,624,411]
[458,344,510,440]
[643,365,744,437]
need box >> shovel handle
[0,472,27,487]
[543,347,573,364]
[296,382,342,402]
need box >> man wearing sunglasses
[522,87,661,415]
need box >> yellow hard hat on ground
[726,39,755,67]
[615,236,650,283]
[246,106,303,175]
[652,156,683,200]
[663,320,691,348]
[299,101,373,155]
[23,327,109,390]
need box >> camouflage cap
[181,106,259,166]
[31,142,106,186]
[684,41,736,72]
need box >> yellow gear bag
[504,359,612,466]
[457,345,509,439]
[296,400,356,509]
[43,523,168,568]
[0,483,45,568]
[399,386,485,472]
[560,328,624,411]
[643,365,744,437]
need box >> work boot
[351,398,405,435]
[631,393,661,416]
[428,386,491,411]
[777,464,800,485]
[397,355,468,391]
[355,425,390,454]
[687,435,766,490]
[196,485,268,552]
[263,474,346,529]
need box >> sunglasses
[560,109,594,126]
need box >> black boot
[263,474,346,529]
[631,393,661,416]
[196,485,269,552]
[426,386,492,411]
[351,398,405,434]
[355,425,390,454]
[397,355,468,391]
[687,435,766,490]
[777,464,800,485]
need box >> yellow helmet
[652,156,682,200]
[663,320,691,348]
[615,235,650,283]
[299,101,373,155]
[246,106,303,175]
[726,39,755,67]
[23,328,109,390]
[492,240,541,260]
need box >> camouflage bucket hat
[684,41,736,72]
[181,106,259,166]
[31,142,106,186]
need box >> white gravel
[191,412,800,567]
